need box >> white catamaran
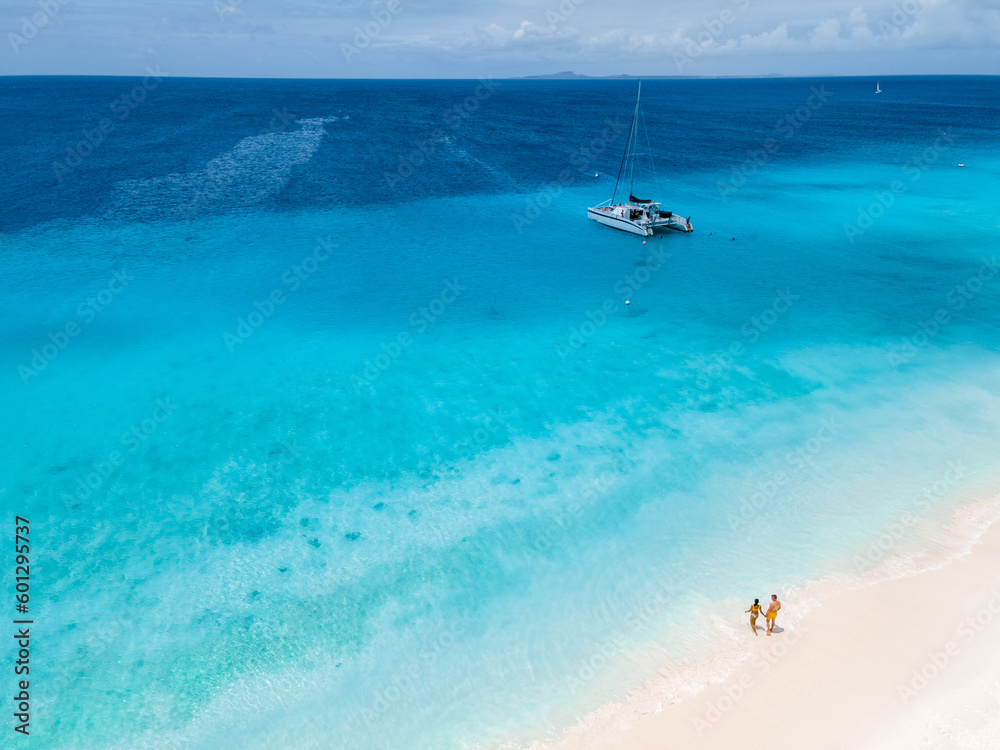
[587,82,692,237]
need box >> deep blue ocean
[2,75,999,749]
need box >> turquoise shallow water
[2,76,1000,748]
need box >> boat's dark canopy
[629,194,653,204]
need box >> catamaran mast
[627,81,641,200]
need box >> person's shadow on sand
[770,626,785,634]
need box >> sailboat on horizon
[875,80,882,94]
[587,82,692,237]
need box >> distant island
[518,71,784,80]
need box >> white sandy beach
[541,498,1000,750]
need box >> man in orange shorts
[765,594,781,635]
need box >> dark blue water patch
[2,76,998,233]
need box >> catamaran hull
[587,207,650,236]
[587,207,692,236]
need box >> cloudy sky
[3,0,999,78]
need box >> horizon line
[2,73,998,81]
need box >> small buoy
[594,173,599,177]
[642,240,646,245]
[625,300,630,306]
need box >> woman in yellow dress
[745,598,762,636]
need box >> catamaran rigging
[587,82,692,237]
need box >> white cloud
[811,18,843,48]
[2,0,998,76]
[404,0,993,63]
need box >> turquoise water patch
[2,76,999,749]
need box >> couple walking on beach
[746,594,781,636]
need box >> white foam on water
[103,117,338,221]
[48,326,997,749]
[520,493,1000,750]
